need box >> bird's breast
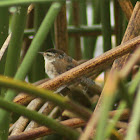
[45,60,58,79]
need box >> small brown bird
[39,48,94,87]
[40,49,77,79]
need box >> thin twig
[0,33,11,61]
[55,2,68,53]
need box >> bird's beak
[38,52,44,55]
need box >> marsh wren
[40,48,94,88]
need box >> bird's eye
[46,53,52,57]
